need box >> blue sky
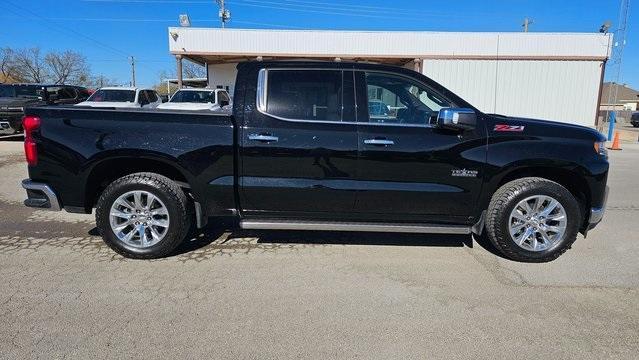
[1,0,637,88]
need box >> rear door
[354,71,485,224]
[239,67,359,218]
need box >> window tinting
[266,70,343,122]
[170,90,215,103]
[364,72,451,126]
[88,89,136,102]
[147,91,158,102]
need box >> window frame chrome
[255,67,461,128]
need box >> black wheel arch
[83,153,198,212]
[478,164,592,230]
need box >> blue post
[608,112,616,141]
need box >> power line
[81,0,478,20]
[4,1,130,58]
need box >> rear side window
[265,70,343,122]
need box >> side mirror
[220,100,229,107]
[437,108,476,130]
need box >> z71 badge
[451,169,478,177]
[494,124,525,132]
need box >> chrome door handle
[364,138,394,146]
[248,134,279,142]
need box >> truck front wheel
[95,172,192,259]
[486,177,581,262]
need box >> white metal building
[168,28,612,127]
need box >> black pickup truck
[20,61,609,262]
[0,84,90,134]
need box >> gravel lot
[1,136,638,359]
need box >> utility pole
[522,17,533,32]
[130,56,136,87]
[216,0,231,28]
[604,0,630,140]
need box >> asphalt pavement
[0,138,638,359]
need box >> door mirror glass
[437,108,476,130]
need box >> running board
[240,220,471,234]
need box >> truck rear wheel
[485,177,581,262]
[95,172,192,259]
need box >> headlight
[594,141,608,159]
[6,106,24,112]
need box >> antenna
[216,0,231,28]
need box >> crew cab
[157,88,232,112]
[76,87,162,109]
[0,84,90,134]
[20,61,609,262]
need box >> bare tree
[183,61,206,79]
[1,48,16,82]
[11,48,47,83]
[45,50,90,85]
[89,74,119,88]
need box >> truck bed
[25,106,236,216]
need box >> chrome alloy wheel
[109,190,170,249]
[508,195,567,252]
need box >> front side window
[170,90,215,103]
[87,89,136,102]
[218,91,230,105]
[147,91,158,102]
[265,70,343,122]
[138,91,150,105]
[364,72,451,126]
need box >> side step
[239,220,471,234]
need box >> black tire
[95,172,192,259]
[485,177,581,262]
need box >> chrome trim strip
[194,201,207,229]
[254,68,448,129]
[589,207,605,225]
[240,220,471,234]
[589,186,609,225]
[21,179,61,211]
[256,68,267,112]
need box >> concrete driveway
[0,138,637,359]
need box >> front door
[240,68,359,218]
[354,71,486,224]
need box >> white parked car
[76,87,162,109]
[157,88,232,112]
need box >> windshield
[170,90,215,103]
[87,89,136,102]
[0,85,41,98]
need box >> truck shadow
[170,223,505,260]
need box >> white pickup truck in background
[157,88,232,112]
[76,87,163,109]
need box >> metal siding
[423,60,498,113]
[423,60,602,126]
[169,28,611,59]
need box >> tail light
[23,116,41,166]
